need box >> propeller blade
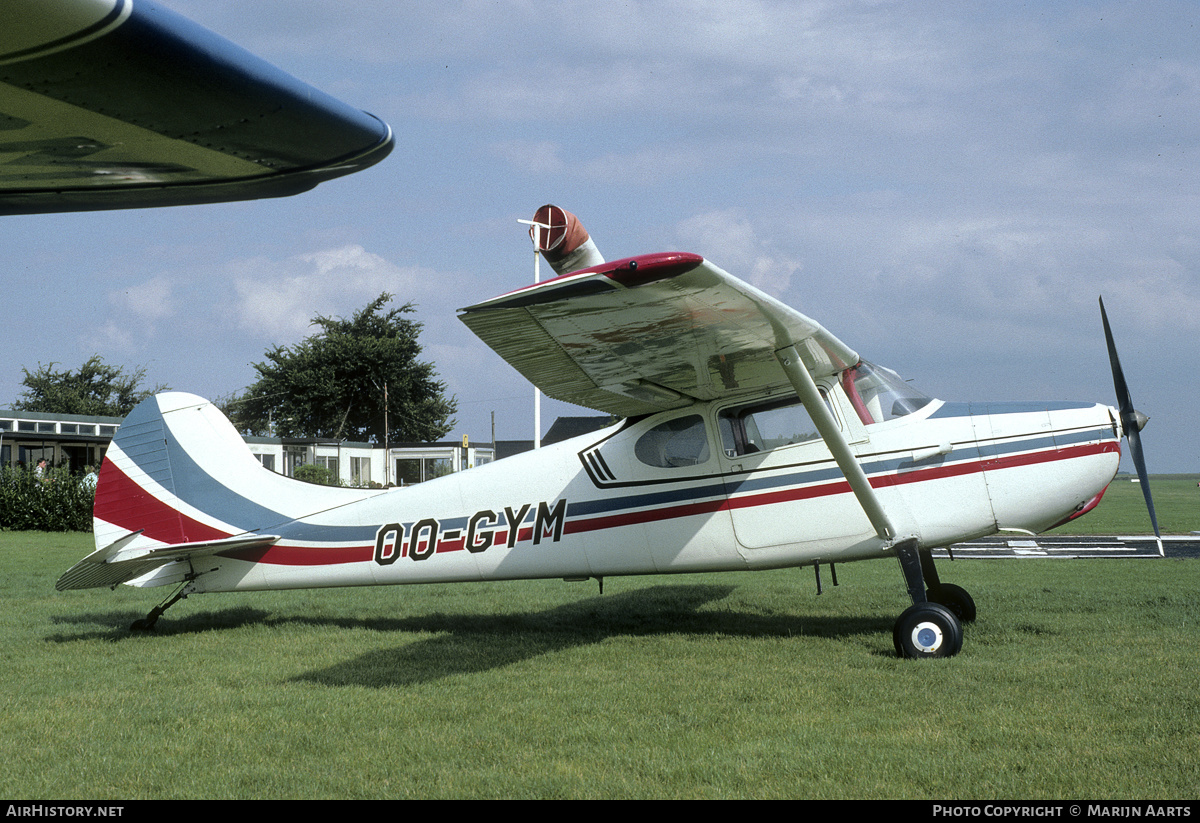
[1126,424,1162,555]
[1099,296,1163,556]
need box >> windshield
[841,361,932,425]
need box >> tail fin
[62,392,376,590]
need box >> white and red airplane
[55,205,1160,658]
[6,2,1158,658]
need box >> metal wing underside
[0,0,393,214]
[458,253,859,418]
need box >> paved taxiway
[942,535,1200,559]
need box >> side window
[720,396,824,456]
[634,415,711,468]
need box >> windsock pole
[517,216,551,448]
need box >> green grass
[3,530,1199,799]
[1053,474,1200,535]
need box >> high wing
[0,0,393,214]
[458,252,859,417]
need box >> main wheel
[893,602,963,659]
[926,583,976,623]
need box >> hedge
[0,467,94,532]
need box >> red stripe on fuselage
[564,441,1119,535]
[171,440,1120,567]
[221,543,374,565]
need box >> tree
[13,356,168,417]
[231,294,456,443]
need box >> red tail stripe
[95,457,231,544]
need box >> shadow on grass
[285,584,892,687]
[47,584,893,681]
[46,605,277,642]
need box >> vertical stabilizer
[91,392,379,556]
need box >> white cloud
[491,140,566,175]
[107,276,176,323]
[231,245,437,342]
[93,276,178,351]
[672,209,801,294]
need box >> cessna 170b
[6,2,1157,658]
[54,204,1160,659]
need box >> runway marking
[938,535,1197,559]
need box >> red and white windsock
[528,204,604,275]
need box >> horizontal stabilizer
[55,532,279,591]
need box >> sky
[4,0,1199,473]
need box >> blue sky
[5,1,1198,473]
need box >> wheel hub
[911,621,944,654]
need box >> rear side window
[634,415,710,468]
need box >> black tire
[926,583,976,623]
[893,602,963,659]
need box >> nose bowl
[983,403,1122,534]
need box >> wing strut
[774,345,896,542]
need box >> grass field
[3,521,1198,799]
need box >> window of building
[394,455,454,485]
[284,447,306,477]
[316,455,339,483]
[351,456,371,486]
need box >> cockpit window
[842,361,931,425]
[634,415,710,468]
[719,395,823,456]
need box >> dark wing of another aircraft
[0,0,393,215]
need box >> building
[0,408,495,487]
[0,409,121,473]
[243,435,495,487]
[0,409,621,486]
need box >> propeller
[1099,296,1163,556]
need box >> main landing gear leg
[892,538,966,659]
[130,581,196,632]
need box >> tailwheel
[926,583,976,623]
[893,602,963,659]
[129,580,194,632]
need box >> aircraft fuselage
[184,383,1120,594]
